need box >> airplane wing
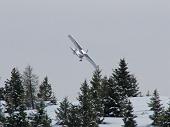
[84,54,98,69]
[68,35,82,51]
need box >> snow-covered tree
[5,104,30,127]
[112,59,140,97]
[104,77,125,117]
[31,101,51,127]
[0,87,5,100]
[160,102,170,127]
[90,68,104,123]
[38,76,53,101]
[101,76,111,117]
[101,76,119,117]
[148,89,164,126]
[0,101,5,124]
[56,97,71,125]
[5,68,25,112]
[78,80,98,127]
[123,99,137,127]
[22,65,38,109]
[67,105,81,127]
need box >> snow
[45,105,59,126]
[1,96,169,127]
[99,118,123,127]
[47,96,170,127]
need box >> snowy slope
[49,96,169,127]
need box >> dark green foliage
[148,89,163,126]
[0,102,5,123]
[0,87,5,100]
[112,59,140,97]
[5,68,25,112]
[38,76,53,101]
[104,59,140,117]
[56,97,71,125]
[67,105,81,127]
[104,76,125,117]
[50,93,57,105]
[32,101,51,127]
[78,80,98,127]
[5,105,30,127]
[90,68,104,123]
[158,102,170,127]
[101,76,112,117]
[23,65,38,109]
[123,99,137,127]
[164,104,170,126]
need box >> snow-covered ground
[46,96,170,127]
[1,96,168,126]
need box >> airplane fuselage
[71,48,87,61]
[68,35,98,69]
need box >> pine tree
[38,76,52,101]
[67,105,81,127]
[50,92,57,105]
[148,89,163,126]
[90,68,104,123]
[78,80,98,127]
[56,97,71,125]
[0,87,5,100]
[5,104,30,127]
[104,77,125,117]
[101,76,120,117]
[160,102,170,127]
[112,59,140,97]
[101,76,111,117]
[32,101,51,127]
[104,59,140,117]
[0,101,5,124]
[123,99,137,127]
[5,68,25,112]
[22,65,38,109]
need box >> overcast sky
[0,0,170,100]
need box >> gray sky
[0,0,170,100]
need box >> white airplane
[68,35,98,69]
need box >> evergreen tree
[32,101,51,127]
[5,104,29,127]
[38,76,53,101]
[90,68,104,123]
[101,76,121,117]
[56,97,71,125]
[104,77,125,117]
[123,99,137,127]
[0,87,5,100]
[101,76,111,117]
[0,101,5,124]
[5,68,25,112]
[50,92,57,105]
[67,105,81,127]
[112,59,140,97]
[160,102,170,127]
[104,59,140,117]
[22,65,38,109]
[78,80,98,127]
[148,89,163,126]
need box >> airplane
[68,35,98,69]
